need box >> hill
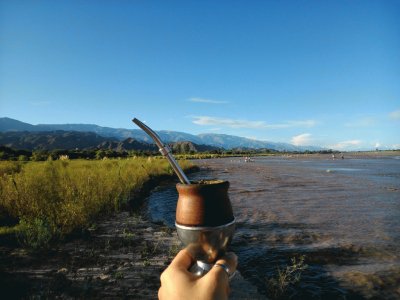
[0,131,119,150]
[0,131,224,154]
[0,117,323,151]
[0,117,39,132]
[169,141,222,153]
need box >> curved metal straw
[132,118,190,184]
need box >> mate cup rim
[175,218,235,231]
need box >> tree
[31,151,48,161]
[95,150,107,160]
[18,155,29,161]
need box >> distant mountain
[198,133,323,151]
[0,131,221,153]
[0,117,323,151]
[170,141,222,153]
[96,138,158,152]
[196,133,298,151]
[0,117,39,132]
[37,123,147,141]
[0,131,118,150]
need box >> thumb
[169,248,195,271]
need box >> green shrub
[17,217,52,250]
[0,158,193,247]
[0,161,23,176]
[267,255,308,299]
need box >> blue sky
[0,0,399,150]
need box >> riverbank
[1,209,262,299]
[0,165,262,299]
[0,210,174,298]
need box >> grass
[167,242,181,259]
[267,255,308,299]
[0,158,193,248]
[0,224,21,235]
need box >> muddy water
[146,155,400,299]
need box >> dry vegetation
[0,158,193,248]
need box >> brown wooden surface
[175,180,234,226]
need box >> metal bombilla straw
[132,118,190,184]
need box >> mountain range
[0,117,323,151]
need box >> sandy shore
[0,192,262,299]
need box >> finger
[215,252,238,274]
[207,252,238,280]
[158,287,164,299]
[169,248,195,271]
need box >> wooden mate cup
[175,180,235,276]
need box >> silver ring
[213,263,231,276]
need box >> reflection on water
[146,156,400,299]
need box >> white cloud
[291,133,313,146]
[192,116,267,128]
[29,100,52,106]
[389,109,400,120]
[191,116,317,129]
[208,127,222,131]
[345,117,376,127]
[259,120,316,129]
[188,97,229,104]
[329,140,362,150]
[282,120,317,127]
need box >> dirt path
[1,209,262,299]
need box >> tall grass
[0,158,193,248]
[267,255,308,299]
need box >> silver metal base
[190,260,236,279]
[175,219,235,264]
[190,261,213,277]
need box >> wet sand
[0,183,261,299]
[147,154,400,299]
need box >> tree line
[0,146,160,161]
[0,145,342,161]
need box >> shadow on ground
[232,221,399,299]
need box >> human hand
[158,249,238,300]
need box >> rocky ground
[0,209,262,299]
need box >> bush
[0,161,23,176]
[18,155,29,161]
[17,217,52,250]
[0,158,193,247]
[267,255,308,299]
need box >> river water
[145,155,400,299]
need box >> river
[145,154,400,299]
